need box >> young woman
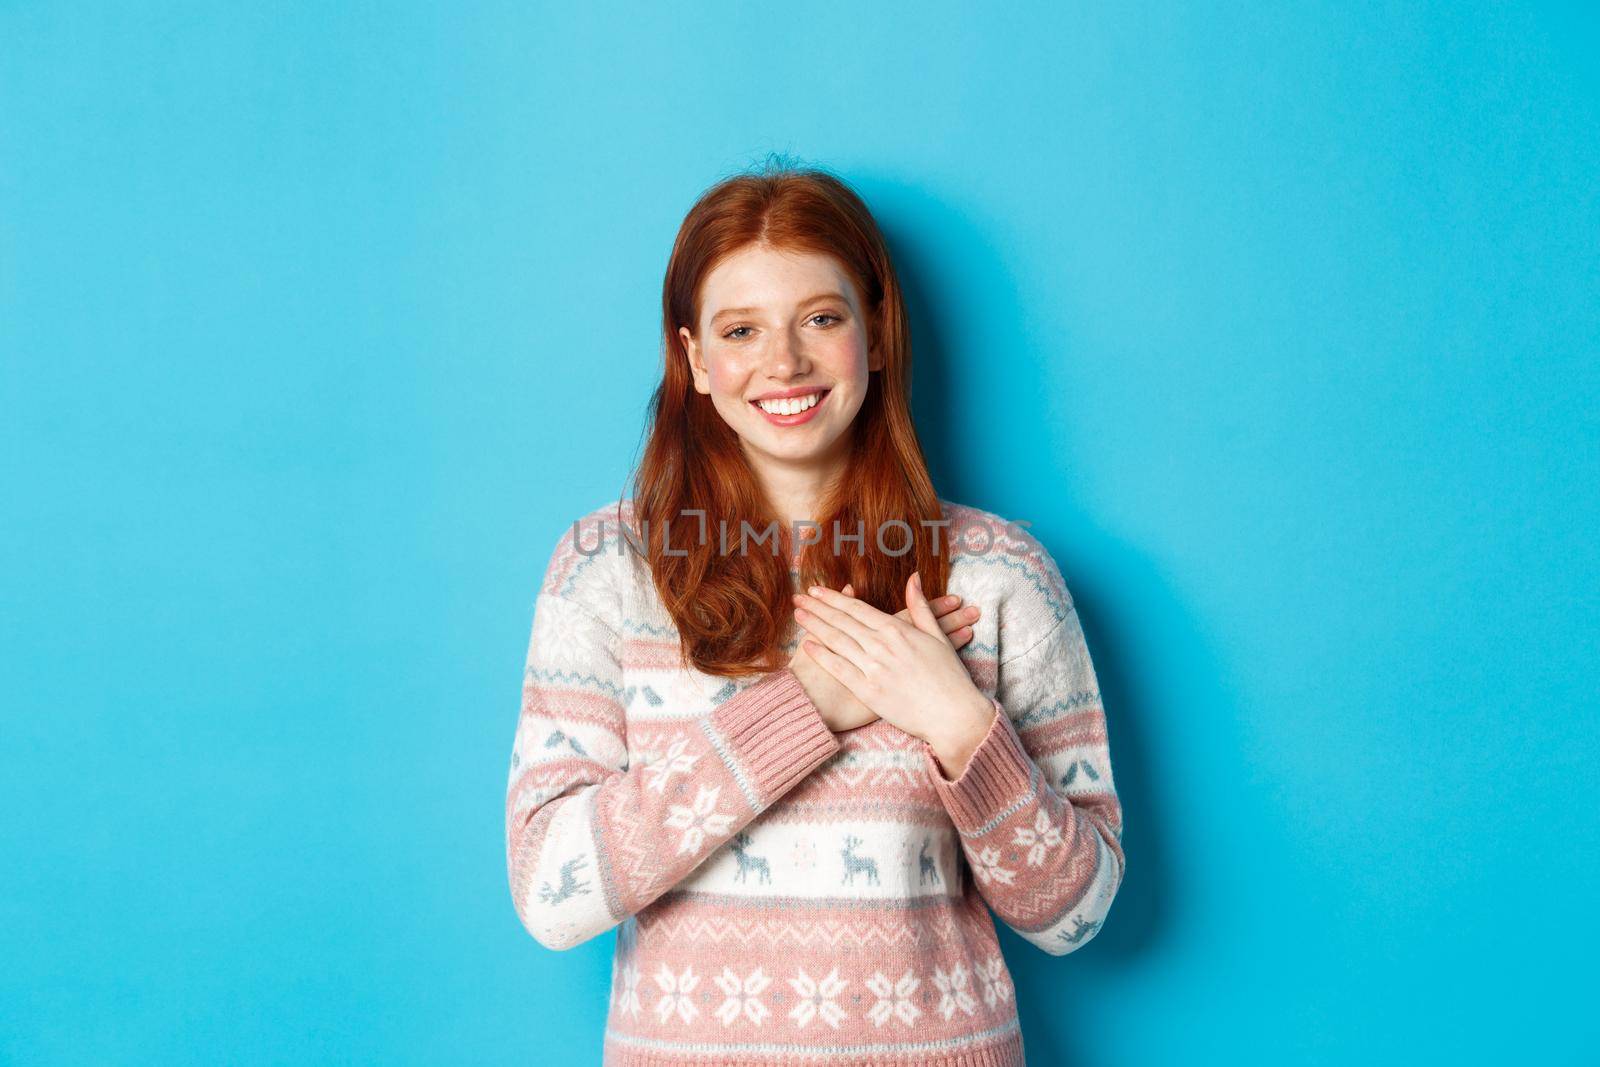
[505,163,1125,1067]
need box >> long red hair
[621,160,950,677]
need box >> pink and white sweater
[505,499,1125,1066]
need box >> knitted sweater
[505,498,1125,1067]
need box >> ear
[680,325,711,395]
[867,335,884,373]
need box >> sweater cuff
[708,667,842,805]
[923,696,1038,832]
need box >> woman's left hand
[792,573,995,759]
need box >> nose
[762,328,812,380]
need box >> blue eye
[722,314,839,340]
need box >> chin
[749,426,843,456]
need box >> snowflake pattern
[614,962,643,1019]
[933,963,979,1020]
[975,955,1012,1009]
[787,965,848,1029]
[969,844,1017,886]
[664,783,734,854]
[865,969,922,1027]
[644,733,700,794]
[653,963,700,1024]
[787,835,819,871]
[1012,808,1063,866]
[713,965,773,1026]
[529,610,592,660]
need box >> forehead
[699,245,856,317]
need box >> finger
[805,585,894,632]
[802,638,868,690]
[938,605,979,637]
[796,590,884,649]
[901,593,964,623]
[836,584,963,616]
[949,624,974,650]
[793,603,872,664]
[905,572,942,637]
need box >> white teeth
[756,392,823,416]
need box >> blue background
[3,2,1596,1063]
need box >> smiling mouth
[750,388,831,425]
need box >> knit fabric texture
[505,499,1125,1066]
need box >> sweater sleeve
[919,558,1125,956]
[505,531,843,952]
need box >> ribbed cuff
[605,1025,1025,1066]
[923,696,1037,832]
[708,667,841,805]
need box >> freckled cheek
[819,335,872,382]
[705,360,749,398]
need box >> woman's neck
[744,443,851,529]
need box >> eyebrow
[710,292,849,323]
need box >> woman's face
[680,242,881,481]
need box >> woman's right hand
[788,583,981,733]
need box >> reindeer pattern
[918,835,942,887]
[671,822,963,897]
[839,835,880,887]
[1056,916,1101,947]
[728,831,771,885]
[536,855,592,906]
